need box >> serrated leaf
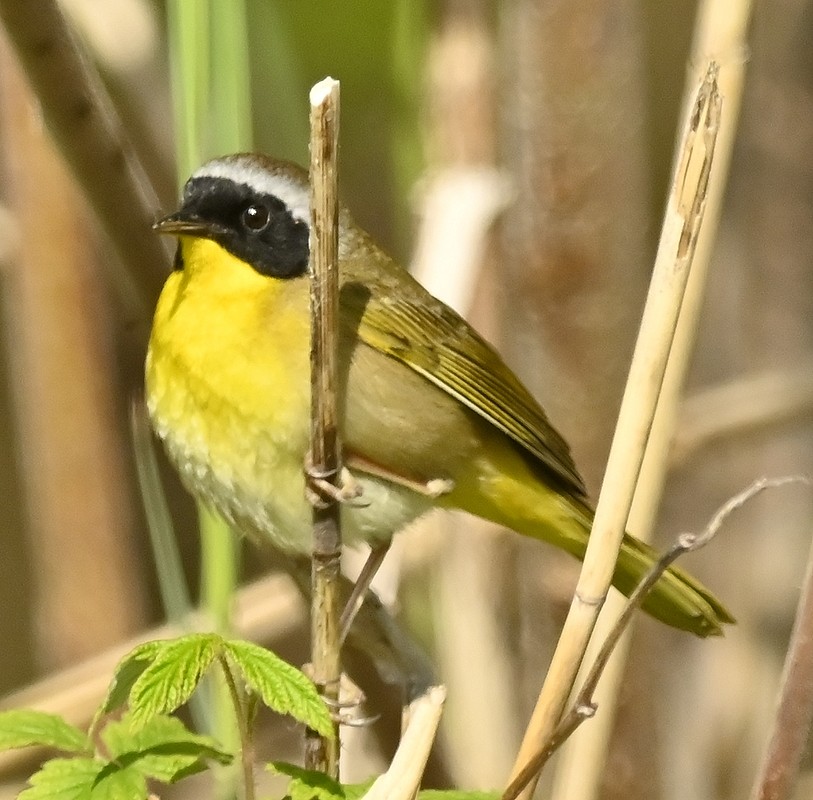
[96,640,165,719]
[269,761,374,800]
[91,763,148,800]
[224,640,333,737]
[418,792,500,800]
[128,634,220,728]
[0,710,90,754]
[18,757,99,800]
[18,757,149,800]
[102,713,232,783]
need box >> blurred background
[0,1,812,798]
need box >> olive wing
[347,287,587,498]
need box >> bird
[145,152,733,638]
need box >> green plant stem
[218,654,255,800]
[130,400,192,624]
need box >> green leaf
[418,792,500,800]
[18,757,100,800]
[269,761,374,800]
[96,640,165,719]
[128,634,220,727]
[90,764,148,800]
[224,639,333,737]
[18,757,150,800]
[0,710,90,754]
[102,713,232,783]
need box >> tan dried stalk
[505,62,724,800]
[304,76,343,777]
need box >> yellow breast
[145,237,314,549]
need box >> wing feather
[343,273,586,497]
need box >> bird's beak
[153,212,212,237]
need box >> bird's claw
[304,460,368,508]
[302,666,378,727]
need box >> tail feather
[612,532,735,636]
[543,498,734,637]
[458,469,735,637]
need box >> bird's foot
[304,459,368,508]
[302,666,379,727]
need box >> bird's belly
[146,342,431,553]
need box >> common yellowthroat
[146,153,733,637]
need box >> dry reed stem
[550,3,753,798]
[624,0,753,545]
[505,62,723,800]
[304,76,342,777]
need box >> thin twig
[505,476,810,800]
[304,76,342,777]
[505,62,723,800]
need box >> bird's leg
[340,542,392,644]
[337,456,454,642]
[344,453,455,498]
[307,451,455,641]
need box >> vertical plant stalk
[217,654,256,800]
[505,63,723,800]
[305,76,342,777]
[164,6,253,776]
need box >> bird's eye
[241,203,271,232]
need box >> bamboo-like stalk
[505,62,724,800]
[509,477,802,792]
[304,77,342,777]
[550,3,753,799]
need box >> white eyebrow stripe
[192,160,311,224]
